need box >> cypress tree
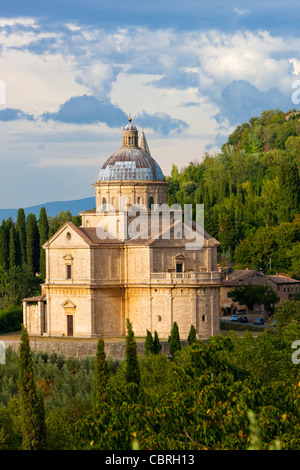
[188,324,197,345]
[26,214,40,274]
[38,207,49,280]
[144,330,154,355]
[16,209,26,266]
[277,157,300,223]
[18,325,46,450]
[168,321,181,360]
[153,330,162,355]
[125,318,140,393]
[0,225,9,270]
[9,226,18,268]
[92,335,108,411]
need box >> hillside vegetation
[1,307,300,450]
[167,109,300,277]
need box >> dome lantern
[122,114,138,148]
[97,117,165,182]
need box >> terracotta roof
[266,275,300,285]
[68,222,95,246]
[42,222,123,248]
[79,227,123,245]
[222,270,265,286]
[23,295,46,302]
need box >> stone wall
[2,339,188,360]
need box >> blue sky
[0,1,300,208]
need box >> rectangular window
[176,263,183,273]
[67,264,72,279]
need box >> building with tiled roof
[260,274,300,301]
[220,269,266,314]
[23,118,221,339]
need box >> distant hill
[0,196,95,222]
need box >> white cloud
[233,8,250,16]
[0,50,89,115]
[0,17,38,28]
[1,18,300,206]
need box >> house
[220,269,265,315]
[260,274,300,302]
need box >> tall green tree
[18,325,46,450]
[48,210,72,234]
[229,285,279,311]
[145,330,154,355]
[26,214,40,274]
[92,335,108,411]
[168,321,181,359]
[16,209,26,266]
[0,265,41,309]
[188,324,197,345]
[9,226,18,268]
[153,330,162,355]
[125,318,140,394]
[0,225,8,271]
[38,207,49,279]
[277,157,300,223]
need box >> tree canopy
[166,108,300,278]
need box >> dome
[98,147,165,181]
[97,117,165,182]
[123,122,137,131]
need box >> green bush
[0,305,23,333]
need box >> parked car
[254,318,265,325]
[231,315,238,322]
[236,309,247,315]
[239,316,248,323]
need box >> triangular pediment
[175,253,186,259]
[42,222,93,249]
[61,299,76,308]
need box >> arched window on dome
[102,197,107,211]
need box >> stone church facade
[23,118,221,339]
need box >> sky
[0,1,300,208]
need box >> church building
[23,117,221,339]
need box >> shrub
[0,305,22,333]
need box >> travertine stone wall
[2,339,188,359]
[127,285,220,339]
